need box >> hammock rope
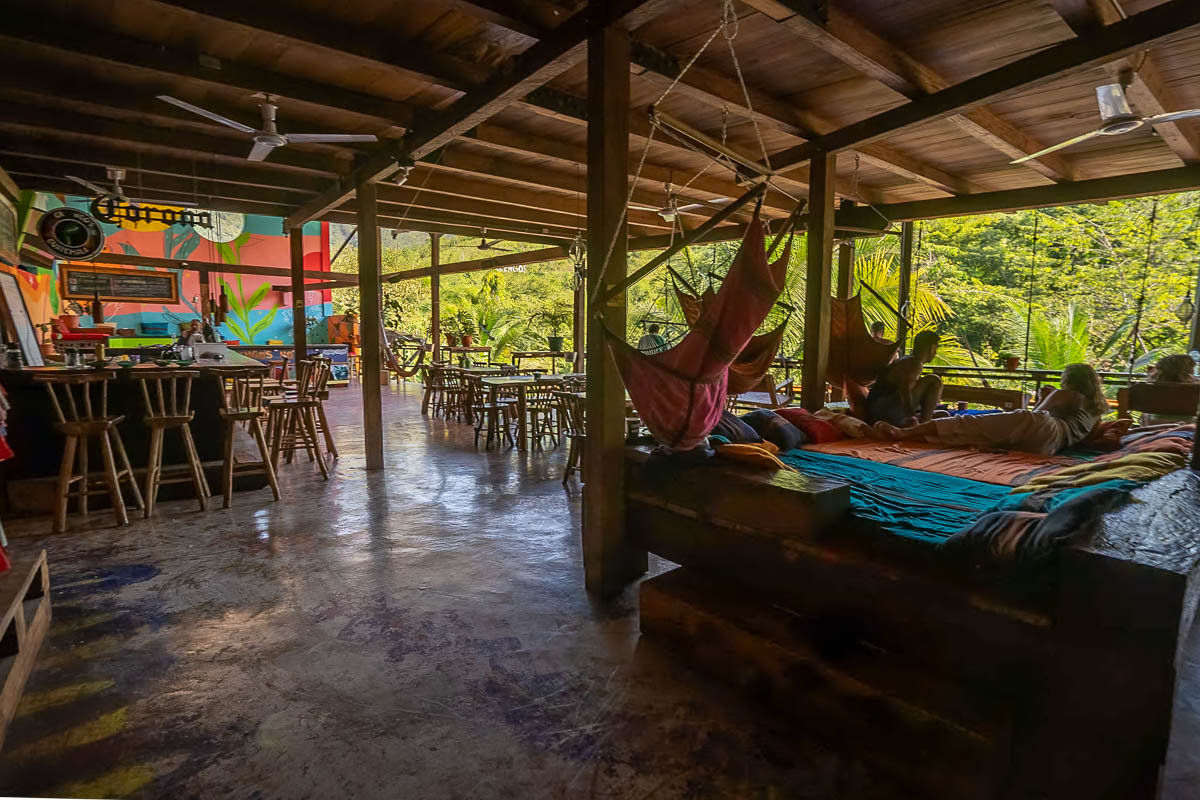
[1127,198,1159,379]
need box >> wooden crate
[0,549,51,751]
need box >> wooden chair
[132,369,211,517]
[306,356,339,459]
[419,365,441,415]
[438,368,469,422]
[210,366,281,508]
[1117,381,1200,422]
[37,372,144,533]
[267,360,330,480]
[525,383,559,449]
[469,373,515,450]
[730,375,795,411]
[555,391,586,484]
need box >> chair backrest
[554,391,586,436]
[132,369,201,419]
[1120,381,1200,418]
[293,359,329,401]
[210,366,271,413]
[272,356,290,382]
[36,371,113,425]
[463,373,485,406]
[526,383,557,406]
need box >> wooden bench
[0,550,51,751]
[625,448,1200,799]
[939,382,1029,411]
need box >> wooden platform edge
[0,548,51,752]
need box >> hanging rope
[1127,197,1159,378]
[1022,213,1039,377]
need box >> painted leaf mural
[220,275,280,344]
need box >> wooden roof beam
[771,0,1200,169]
[1047,0,1200,165]
[740,0,1074,182]
[284,0,687,228]
[323,212,571,247]
[0,8,415,126]
[838,163,1200,223]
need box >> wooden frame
[59,263,180,304]
[0,269,44,367]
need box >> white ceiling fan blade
[157,95,256,133]
[675,203,709,213]
[248,141,277,161]
[628,202,659,211]
[285,133,379,143]
[1146,109,1200,125]
[64,174,110,196]
[1010,129,1102,164]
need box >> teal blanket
[778,449,1011,543]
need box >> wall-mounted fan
[157,95,378,162]
[65,167,195,207]
[1011,79,1200,164]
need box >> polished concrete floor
[1,381,1197,799]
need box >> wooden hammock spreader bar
[857,277,904,321]
[651,109,772,178]
[597,181,767,307]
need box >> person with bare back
[863,330,943,427]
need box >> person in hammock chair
[875,363,1107,455]
[863,330,944,428]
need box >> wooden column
[896,221,914,354]
[836,240,854,299]
[289,227,307,366]
[573,272,586,371]
[358,182,385,471]
[1189,266,1200,354]
[583,10,646,597]
[801,152,836,411]
[430,233,442,362]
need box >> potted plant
[444,317,459,348]
[537,302,572,352]
[60,300,86,331]
[1001,353,1021,371]
[457,310,476,348]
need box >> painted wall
[30,194,332,344]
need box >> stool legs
[179,424,211,510]
[144,423,210,517]
[111,430,144,514]
[252,417,281,502]
[221,416,280,509]
[143,427,164,518]
[317,403,339,459]
[53,436,78,534]
[98,432,129,527]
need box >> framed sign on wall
[60,264,180,304]
[0,271,44,367]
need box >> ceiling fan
[65,167,196,207]
[1011,78,1200,164]
[157,95,378,162]
[629,188,731,222]
[474,230,513,252]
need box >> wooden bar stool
[210,366,280,508]
[554,391,586,484]
[267,360,330,480]
[37,372,144,533]
[133,369,211,517]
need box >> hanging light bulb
[1176,291,1196,325]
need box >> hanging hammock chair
[827,293,900,387]
[671,278,790,396]
[606,216,791,450]
[382,327,427,378]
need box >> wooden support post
[896,221,914,354]
[198,268,210,317]
[583,10,646,596]
[801,153,836,411]
[289,227,307,366]
[430,233,442,362]
[358,181,385,471]
[836,240,854,299]
[1189,265,1200,354]
[573,272,585,371]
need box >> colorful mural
[28,194,332,344]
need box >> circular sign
[38,207,106,260]
[194,210,245,242]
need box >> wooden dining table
[480,374,583,450]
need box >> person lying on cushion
[873,363,1107,455]
[1143,353,1198,426]
[863,330,944,427]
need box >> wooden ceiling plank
[285,0,687,228]
[740,0,1074,181]
[771,0,1200,169]
[1,7,415,126]
[323,212,572,247]
[1047,0,1200,165]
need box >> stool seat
[143,413,195,428]
[54,416,126,437]
[221,407,268,421]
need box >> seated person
[863,330,943,427]
[177,319,205,347]
[874,363,1107,455]
[1143,353,1197,426]
[637,323,667,354]
[870,320,892,345]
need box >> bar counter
[1,352,268,506]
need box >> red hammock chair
[826,293,898,387]
[607,217,791,450]
[672,277,790,396]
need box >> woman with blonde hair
[874,363,1107,455]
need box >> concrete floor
[1,382,1197,799]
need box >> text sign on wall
[61,264,180,304]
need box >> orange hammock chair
[382,327,427,378]
[606,217,791,450]
[827,293,899,387]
